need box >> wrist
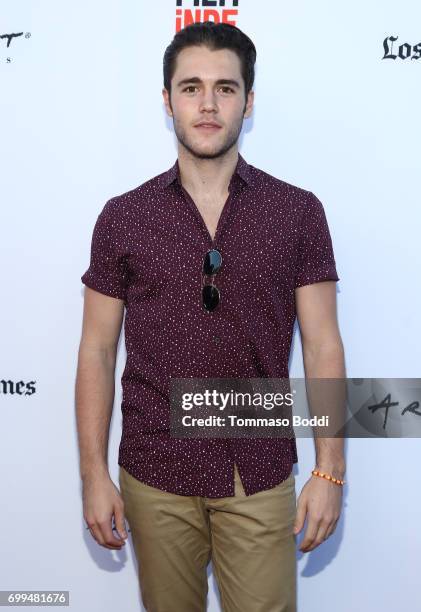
[314,462,346,481]
[80,463,110,482]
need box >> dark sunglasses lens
[203,249,222,275]
[202,285,220,311]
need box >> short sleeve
[80,198,129,301]
[294,192,340,288]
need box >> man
[76,21,345,612]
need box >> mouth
[194,123,222,132]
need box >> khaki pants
[119,463,297,612]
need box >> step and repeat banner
[1,1,420,611]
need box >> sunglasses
[202,248,222,311]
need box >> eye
[220,87,234,93]
[183,85,198,93]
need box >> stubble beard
[171,107,246,160]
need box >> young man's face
[163,45,254,160]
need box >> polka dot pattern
[81,154,340,497]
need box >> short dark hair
[163,21,257,97]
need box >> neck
[177,146,239,198]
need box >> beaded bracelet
[312,469,345,486]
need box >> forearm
[313,438,345,480]
[75,345,117,481]
[303,340,346,479]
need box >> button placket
[178,175,242,249]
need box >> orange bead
[311,470,346,486]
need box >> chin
[186,143,219,158]
[193,148,225,160]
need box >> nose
[199,86,218,113]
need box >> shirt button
[214,336,221,344]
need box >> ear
[162,88,173,117]
[243,89,254,119]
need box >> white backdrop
[1,1,420,610]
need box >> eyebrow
[176,77,241,89]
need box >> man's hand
[83,473,128,549]
[293,474,343,552]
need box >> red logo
[176,0,239,32]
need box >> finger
[88,524,105,546]
[293,496,307,535]
[324,518,339,540]
[305,521,330,552]
[97,518,126,549]
[113,503,128,542]
[299,516,321,552]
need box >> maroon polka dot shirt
[81,153,340,497]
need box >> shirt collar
[158,153,254,190]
